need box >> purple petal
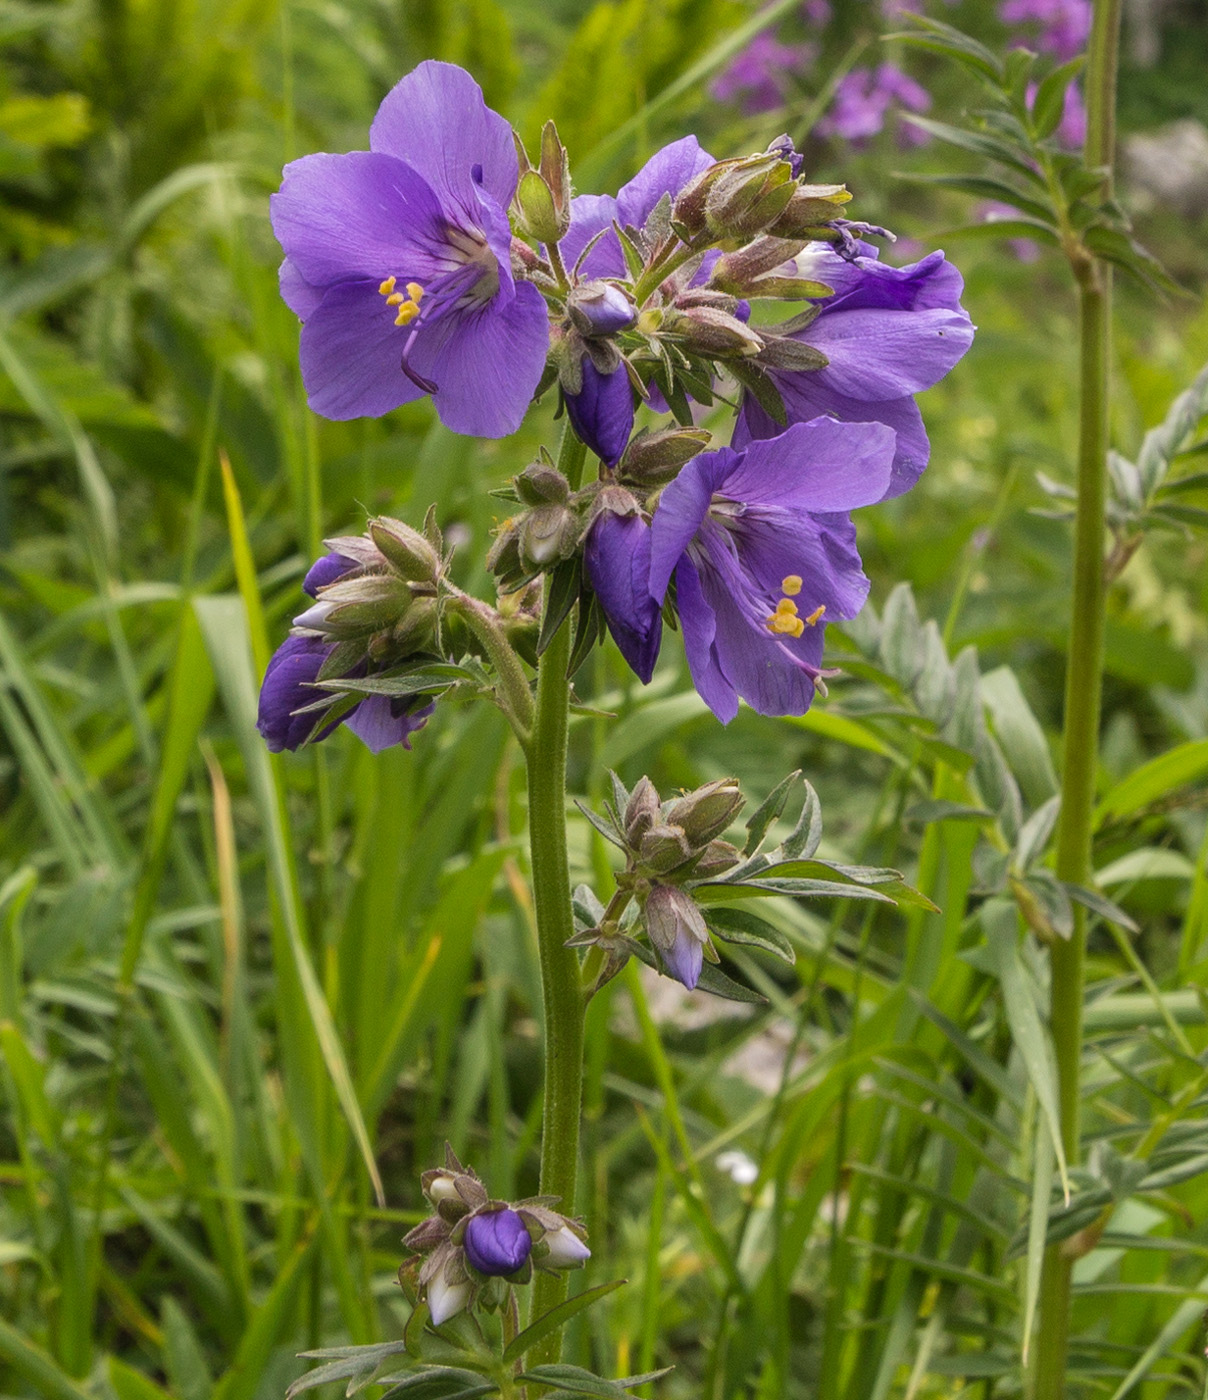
[271,152,451,292]
[615,135,716,228]
[406,280,549,438]
[257,635,343,752]
[280,258,325,319]
[805,299,974,401]
[693,538,823,718]
[299,280,428,420]
[674,557,739,724]
[369,61,518,218]
[560,195,625,280]
[344,696,434,754]
[720,418,895,513]
[564,359,634,465]
[663,925,704,989]
[648,448,740,601]
[464,1209,533,1277]
[735,378,930,499]
[303,552,358,597]
[583,510,662,683]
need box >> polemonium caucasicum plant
[267,56,971,1391]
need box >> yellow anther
[781,574,803,596]
[805,604,826,626]
[379,276,397,296]
[766,613,805,637]
[787,617,805,637]
[775,597,799,616]
[405,282,425,303]
[386,292,405,306]
[394,302,420,326]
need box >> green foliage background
[1,0,1207,1396]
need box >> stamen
[406,282,425,303]
[805,604,826,626]
[394,303,420,326]
[380,277,426,328]
[781,574,803,596]
[378,276,397,296]
[775,598,799,617]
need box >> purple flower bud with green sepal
[645,884,710,989]
[649,419,896,723]
[567,281,637,337]
[583,489,662,682]
[271,61,548,436]
[463,1209,533,1277]
[564,359,634,465]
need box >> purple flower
[560,136,717,282]
[645,884,710,989]
[734,241,975,498]
[1027,77,1086,147]
[711,33,815,115]
[818,64,931,145]
[271,62,549,437]
[1000,0,1091,59]
[648,419,896,723]
[583,489,662,682]
[463,1209,533,1277]
[257,551,435,754]
[564,358,634,465]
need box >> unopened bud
[370,516,442,582]
[620,428,711,487]
[515,462,570,507]
[704,153,796,239]
[664,304,763,358]
[486,517,525,590]
[670,161,729,237]
[638,822,694,875]
[766,183,852,239]
[515,169,562,245]
[666,778,744,845]
[567,280,637,337]
[519,503,578,569]
[691,838,743,879]
[390,596,439,653]
[295,574,412,637]
[624,775,662,846]
[645,884,710,990]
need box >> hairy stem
[525,429,588,1362]
[1031,0,1121,1391]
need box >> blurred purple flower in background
[711,32,815,114]
[817,64,931,146]
[999,0,1091,59]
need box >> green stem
[451,593,535,745]
[525,430,588,1363]
[1030,1,1120,1392]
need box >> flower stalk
[525,428,588,1361]
[1030,0,1122,1392]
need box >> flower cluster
[817,63,932,146]
[262,58,973,744]
[257,517,446,754]
[401,1148,589,1325]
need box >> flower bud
[515,170,562,245]
[666,778,744,845]
[638,822,694,875]
[619,427,711,487]
[519,503,579,569]
[691,838,743,879]
[486,517,525,590]
[703,153,796,240]
[463,1208,533,1278]
[294,574,413,638]
[388,596,439,653]
[369,517,442,583]
[515,462,570,507]
[540,1224,591,1269]
[539,120,573,238]
[563,357,634,466]
[645,884,710,990]
[663,304,763,358]
[765,183,852,240]
[624,775,662,846]
[423,1170,467,1211]
[427,1269,471,1326]
[567,280,637,337]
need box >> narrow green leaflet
[501,1281,627,1365]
